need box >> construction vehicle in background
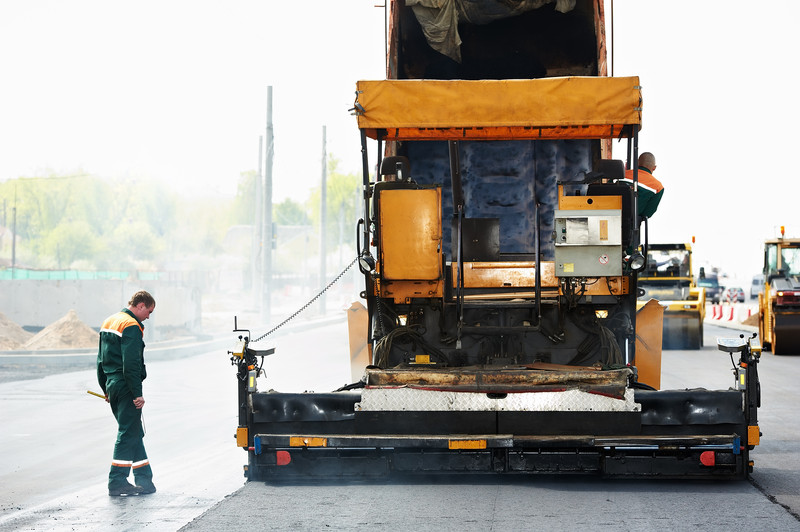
[637,243,705,349]
[759,228,800,355]
[698,269,723,305]
[230,0,761,479]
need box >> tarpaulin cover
[355,76,641,140]
[406,0,576,63]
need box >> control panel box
[554,209,622,277]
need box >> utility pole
[11,186,17,280]
[252,135,263,310]
[319,125,327,315]
[262,87,273,322]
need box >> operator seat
[586,159,634,250]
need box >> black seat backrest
[379,156,411,181]
[586,159,633,250]
[593,159,626,181]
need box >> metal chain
[251,256,359,343]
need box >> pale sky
[608,1,799,283]
[1,0,796,283]
[0,1,386,200]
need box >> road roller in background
[759,229,800,355]
[637,242,705,349]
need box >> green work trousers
[107,379,153,489]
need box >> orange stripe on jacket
[101,312,142,336]
[623,168,663,194]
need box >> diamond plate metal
[355,387,640,412]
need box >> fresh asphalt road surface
[1,321,799,531]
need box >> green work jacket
[97,308,147,398]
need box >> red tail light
[776,291,800,305]
[277,451,291,466]
[700,451,715,467]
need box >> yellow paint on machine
[748,426,760,446]
[559,193,622,211]
[635,299,664,390]
[379,188,442,281]
[236,427,248,448]
[449,439,487,450]
[290,437,328,448]
[346,301,371,382]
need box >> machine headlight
[358,251,376,273]
[626,252,646,271]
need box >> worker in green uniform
[97,290,156,497]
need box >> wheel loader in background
[759,230,800,355]
[637,243,705,349]
[229,0,761,480]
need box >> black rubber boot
[108,482,142,497]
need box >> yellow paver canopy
[355,76,641,141]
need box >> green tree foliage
[0,159,356,273]
[0,173,179,269]
[49,221,102,266]
[231,170,259,226]
[168,197,229,260]
[274,198,309,226]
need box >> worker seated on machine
[622,152,664,220]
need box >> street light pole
[319,125,327,315]
[11,185,17,280]
[262,86,273,322]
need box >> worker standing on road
[622,151,664,218]
[97,290,157,497]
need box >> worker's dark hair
[128,290,155,308]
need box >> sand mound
[742,312,759,327]
[0,312,33,350]
[22,309,99,350]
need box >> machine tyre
[699,320,704,348]
[770,313,800,355]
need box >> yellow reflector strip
[414,354,431,364]
[449,439,487,450]
[236,427,248,448]
[748,426,760,446]
[289,437,328,447]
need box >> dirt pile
[742,312,759,327]
[22,309,99,350]
[0,312,33,350]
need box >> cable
[251,257,357,343]
[374,324,448,367]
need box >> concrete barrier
[706,302,758,326]
[0,313,348,384]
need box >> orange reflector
[276,451,291,466]
[748,425,760,446]
[414,354,431,364]
[236,427,248,448]
[448,439,487,450]
[289,436,328,447]
[700,451,715,467]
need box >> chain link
[251,256,359,343]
